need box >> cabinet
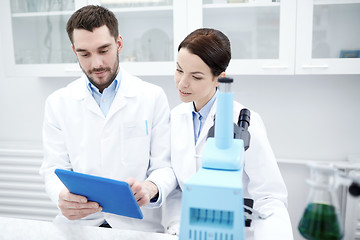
[1,0,186,77]
[94,0,187,76]
[2,0,79,77]
[190,0,297,75]
[1,0,359,77]
[295,0,360,74]
[190,0,360,75]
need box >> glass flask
[298,163,344,240]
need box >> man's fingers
[60,188,87,203]
[132,182,142,196]
[125,177,136,187]
[124,178,158,207]
[67,194,87,203]
[137,196,150,207]
[125,178,142,197]
[59,199,103,220]
[59,201,100,210]
[126,180,150,206]
[62,207,102,220]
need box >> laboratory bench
[0,216,178,240]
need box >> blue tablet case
[55,169,143,219]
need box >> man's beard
[80,55,119,91]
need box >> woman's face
[175,48,221,111]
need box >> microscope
[179,77,250,240]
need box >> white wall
[1,32,360,238]
[150,74,360,161]
[1,50,360,161]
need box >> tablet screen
[55,169,143,219]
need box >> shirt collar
[192,90,217,120]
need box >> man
[39,5,177,232]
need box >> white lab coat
[39,69,177,232]
[166,100,293,239]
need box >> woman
[165,28,293,239]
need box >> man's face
[72,25,122,93]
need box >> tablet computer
[55,169,143,219]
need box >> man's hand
[58,188,102,220]
[125,178,159,207]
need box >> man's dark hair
[66,5,119,44]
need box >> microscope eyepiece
[238,108,251,130]
[218,77,233,83]
[349,182,360,197]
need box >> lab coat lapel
[185,106,197,177]
[84,95,104,118]
[195,101,217,148]
[106,91,127,120]
[174,104,198,189]
[106,70,135,120]
[74,75,104,118]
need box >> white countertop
[0,216,178,240]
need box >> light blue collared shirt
[192,91,217,143]
[86,69,122,117]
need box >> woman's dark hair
[66,5,119,44]
[178,28,231,76]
